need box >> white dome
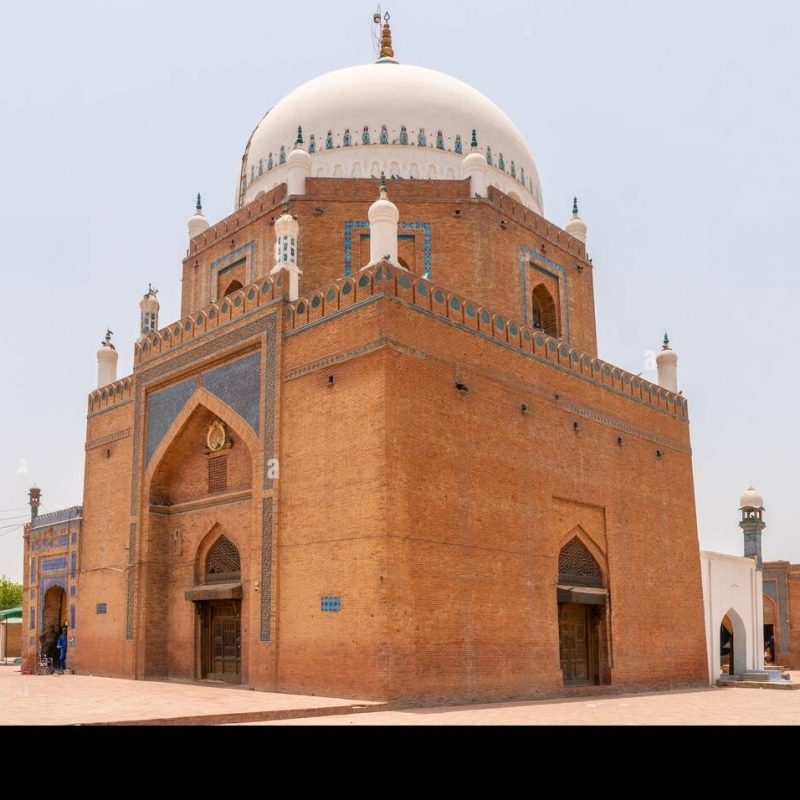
[739,486,764,510]
[237,62,543,214]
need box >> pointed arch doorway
[185,533,242,683]
[557,536,610,686]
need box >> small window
[208,455,228,493]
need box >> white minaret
[656,332,679,392]
[188,193,210,240]
[363,173,400,269]
[137,285,160,343]
[270,212,302,301]
[461,129,489,199]
[287,127,312,196]
[565,197,587,244]
[96,329,118,388]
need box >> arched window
[223,280,243,298]
[558,537,603,588]
[531,283,559,338]
[205,535,241,584]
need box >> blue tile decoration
[455,135,463,154]
[203,351,261,433]
[380,125,389,144]
[29,607,35,629]
[263,315,278,490]
[417,128,427,147]
[96,603,107,615]
[325,130,334,149]
[399,125,408,145]
[308,134,316,153]
[42,557,67,572]
[146,378,197,464]
[260,498,273,641]
[70,585,76,597]
[486,147,493,166]
[70,551,77,578]
[344,221,432,278]
[126,523,136,639]
[436,130,445,150]
[518,246,571,341]
[69,604,76,630]
[209,242,256,302]
[321,596,341,613]
[361,126,370,145]
[29,507,82,531]
[279,145,286,164]
[30,557,35,582]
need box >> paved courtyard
[2,664,798,725]
[249,677,800,725]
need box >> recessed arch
[720,607,747,676]
[144,387,260,493]
[222,279,243,297]
[531,283,559,338]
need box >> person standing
[56,628,67,673]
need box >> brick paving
[248,673,800,726]
[0,666,376,725]
[3,663,798,725]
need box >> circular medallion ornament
[206,420,227,452]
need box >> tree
[0,576,23,611]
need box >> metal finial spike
[572,196,579,216]
[196,193,202,212]
[471,129,478,149]
[663,331,670,349]
[379,171,388,196]
[104,329,113,344]
[296,126,304,146]
[379,12,395,59]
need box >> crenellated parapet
[284,263,688,420]
[87,376,134,415]
[134,272,287,367]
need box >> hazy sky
[1,1,798,581]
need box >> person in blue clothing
[56,628,67,672]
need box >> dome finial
[379,171,388,199]
[572,196,579,216]
[296,125,304,147]
[378,11,395,60]
[663,331,670,350]
[471,129,479,150]
[196,193,202,212]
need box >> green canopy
[0,607,22,621]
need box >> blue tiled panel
[41,557,67,571]
[146,378,196,463]
[96,603,107,615]
[344,221,432,278]
[69,604,76,630]
[203,352,261,433]
[321,596,341,613]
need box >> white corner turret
[565,197,587,244]
[137,285,160,343]
[96,329,118,388]
[656,332,678,393]
[188,193,210,241]
[270,212,302,300]
[462,129,489,199]
[363,174,400,269]
[287,127,312,196]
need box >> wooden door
[202,601,241,683]
[559,603,589,683]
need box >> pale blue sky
[1,1,797,581]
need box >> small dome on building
[739,486,764,510]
